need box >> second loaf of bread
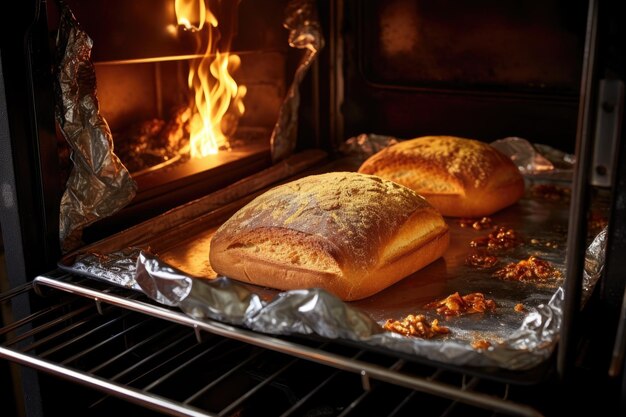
[358,136,525,217]
[209,172,449,301]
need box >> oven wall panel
[341,0,588,152]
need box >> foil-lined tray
[57,160,609,375]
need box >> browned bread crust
[209,172,449,301]
[358,136,525,217]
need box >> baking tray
[56,156,607,384]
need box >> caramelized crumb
[529,238,559,249]
[466,251,498,268]
[494,256,562,281]
[514,303,525,312]
[470,227,520,250]
[425,292,496,316]
[530,184,571,201]
[471,339,492,350]
[383,315,450,339]
[458,217,493,230]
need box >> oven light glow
[176,0,246,158]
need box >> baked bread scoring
[209,172,449,301]
[358,136,525,217]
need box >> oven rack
[0,271,546,417]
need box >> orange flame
[175,0,246,157]
[175,0,207,31]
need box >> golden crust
[209,172,449,300]
[358,136,525,217]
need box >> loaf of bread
[209,172,449,301]
[358,136,525,217]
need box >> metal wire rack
[0,271,547,417]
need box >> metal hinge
[591,79,624,187]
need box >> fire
[175,0,207,31]
[175,0,246,158]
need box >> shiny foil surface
[56,4,137,252]
[270,0,324,163]
[63,190,608,372]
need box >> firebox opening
[94,49,284,185]
[55,0,294,239]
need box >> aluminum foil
[63,220,607,371]
[583,226,608,303]
[64,248,143,291]
[57,133,607,371]
[339,133,399,161]
[270,0,324,163]
[491,137,575,180]
[55,3,137,253]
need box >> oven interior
[2,0,626,416]
[57,0,590,240]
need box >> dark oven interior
[2,0,626,416]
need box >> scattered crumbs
[470,227,520,250]
[425,292,496,316]
[514,303,525,313]
[383,314,450,339]
[529,238,559,249]
[530,184,571,201]
[457,216,494,230]
[465,251,498,268]
[494,256,562,282]
[471,339,492,350]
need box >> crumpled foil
[136,251,264,323]
[339,133,399,161]
[63,225,607,371]
[491,137,575,180]
[583,226,608,303]
[55,3,137,253]
[270,0,324,163]
[66,248,143,291]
